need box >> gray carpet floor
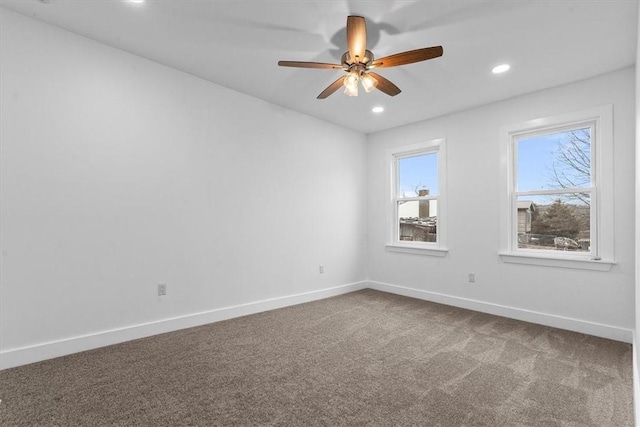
[0,289,633,426]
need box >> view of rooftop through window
[515,128,592,252]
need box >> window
[387,139,447,256]
[500,106,614,270]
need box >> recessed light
[129,0,144,3]
[372,106,384,113]
[492,64,511,74]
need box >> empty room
[1,1,639,425]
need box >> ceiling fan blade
[369,72,401,96]
[278,61,344,70]
[346,16,367,63]
[317,76,346,99]
[371,46,443,69]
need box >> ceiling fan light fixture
[344,71,359,89]
[361,73,378,93]
[344,85,358,97]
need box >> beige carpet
[0,289,633,426]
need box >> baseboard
[366,280,633,343]
[0,281,367,370]
[633,333,639,426]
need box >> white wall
[367,68,636,339]
[1,6,636,370]
[634,3,640,423]
[0,9,367,367]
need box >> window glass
[398,153,438,197]
[515,127,592,254]
[516,195,590,252]
[398,200,438,242]
[517,128,591,191]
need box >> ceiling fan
[278,15,443,99]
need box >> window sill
[499,252,615,271]
[386,244,448,257]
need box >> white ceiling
[1,0,637,134]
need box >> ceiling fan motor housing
[341,50,374,67]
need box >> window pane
[517,128,591,191]
[398,153,438,197]
[398,199,437,242]
[516,194,590,252]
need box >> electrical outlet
[319,265,324,274]
[468,273,475,283]
[158,283,167,296]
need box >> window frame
[499,105,615,271]
[386,138,447,256]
